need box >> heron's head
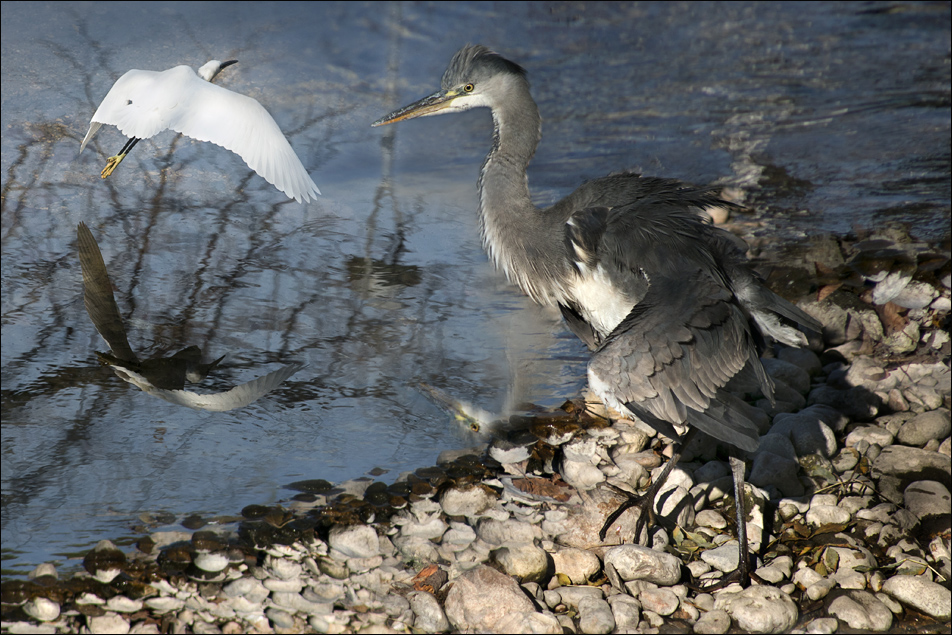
[197,59,239,82]
[372,45,528,127]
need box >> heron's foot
[101,153,126,178]
[686,551,758,592]
[599,483,654,543]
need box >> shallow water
[1,2,949,577]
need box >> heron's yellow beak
[372,89,460,127]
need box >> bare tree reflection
[78,222,302,410]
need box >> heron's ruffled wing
[169,79,320,203]
[77,222,138,363]
[587,269,766,452]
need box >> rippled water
[2,2,949,577]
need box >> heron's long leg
[690,454,753,591]
[599,427,697,542]
[101,137,140,178]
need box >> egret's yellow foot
[101,153,126,179]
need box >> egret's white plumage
[81,60,320,203]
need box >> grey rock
[873,445,952,488]
[577,596,616,634]
[897,409,951,447]
[771,407,840,457]
[607,595,641,630]
[22,598,60,622]
[718,585,798,633]
[554,585,604,609]
[476,517,541,545]
[804,617,840,634]
[700,542,739,573]
[440,483,496,517]
[266,607,296,629]
[105,596,143,613]
[749,450,803,497]
[808,385,880,421]
[881,575,952,619]
[846,425,895,449]
[805,504,852,526]
[777,346,823,377]
[87,614,131,634]
[408,590,450,633]
[693,609,731,634]
[562,456,607,490]
[904,480,951,523]
[551,547,601,585]
[762,357,812,394]
[603,545,682,586]
[443,565,535,632]
[695,510,727,530]
[638,587,679,616]
[490,542,549,583]
[328,524,380,558]
[828,590,893,631]
[493,611,562,634]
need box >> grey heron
[80,60,321,204]
[78,222,303,411]
[373,45,819,585]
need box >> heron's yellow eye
[464,83,474,93]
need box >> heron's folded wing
[588,271,765,452]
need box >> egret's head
[372,45,528,127]
[198,59,238,82]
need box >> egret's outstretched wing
[81,65,320,203]
[77,222,138,363]
[118,362,303,412]
[587,269,767,452]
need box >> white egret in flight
[80,60,320,203]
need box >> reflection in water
[78,222,302,411]
[81,60,321,203]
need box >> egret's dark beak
[372,89,459,127]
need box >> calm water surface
[2,1,949,577]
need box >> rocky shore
[2,229,950,634]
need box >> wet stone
[22,597,60,622]
[408,590,450,633]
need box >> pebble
[442,565,535,631]
[22,597,60,623]
[577,596,615,634]
[881,574,952,620]
[897,409,951,446]
[693,608,731,634]
[407,591,449,633]
[827,590,893,631]
[639,587,679,616]
[717,585,798,633]
[603,544,682,585]
[551,546,601,584]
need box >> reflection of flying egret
[375,45,820,585]
[80,60,320,203]
[77,222,302,411]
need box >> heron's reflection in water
[77,222,302,411]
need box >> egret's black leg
[101,137,140,178]
[599,427,697,542]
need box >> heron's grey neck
[478,90,569,305]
